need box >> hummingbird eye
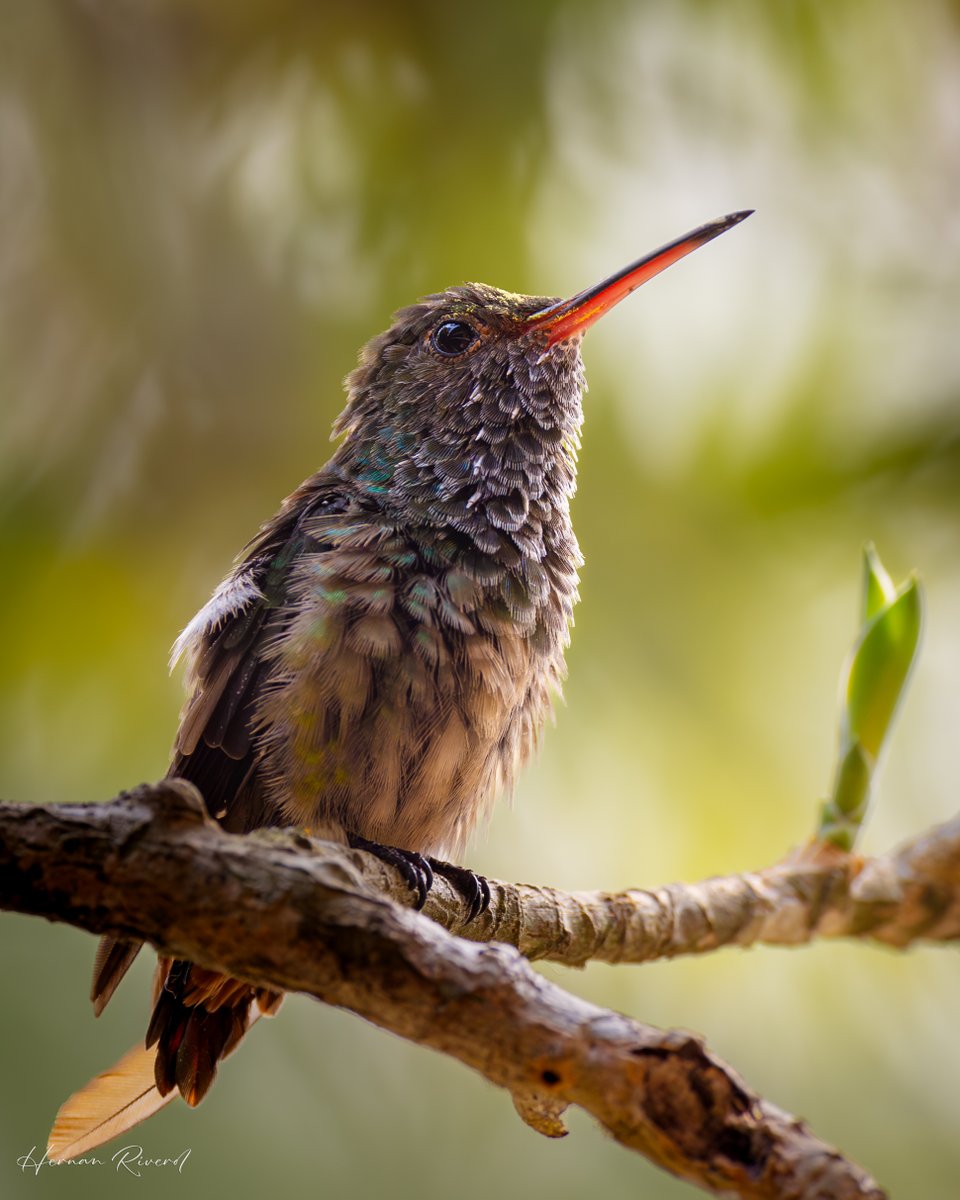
[430,320,479,358]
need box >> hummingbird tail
[49,962,279,1161]
[46,1041,175,1162]
[146,958,282,1107]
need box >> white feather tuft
[169,571,264,673]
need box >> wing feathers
[91,936,143,1018]
[56,483,354,1162]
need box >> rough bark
[4,781,946,1198]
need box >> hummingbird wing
[90,935,144,1017]
[169,481,361,831]
[87,571,277,1021]
[89,481,357,1018]
[68,480,356,1156]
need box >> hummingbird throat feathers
[333,290,587,555]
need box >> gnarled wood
[3,782,941,1197]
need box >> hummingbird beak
[524,210,753,346]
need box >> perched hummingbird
[48,210,751,1159]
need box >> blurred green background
[2,2,959,1197]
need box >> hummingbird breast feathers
[253,498,578,856]
[169,456,581,857]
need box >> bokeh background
[2,2,959,1197]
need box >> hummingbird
[47,209,751,1160]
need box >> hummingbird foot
[347,834,434,909]
[427,858,492,923]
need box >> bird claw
[348,834,434,909]
[427,858,492,923]
[346,837,490,919]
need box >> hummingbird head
[332,211,752,550]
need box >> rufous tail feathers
[46,1042,176,1163]
[47,995,273,1161]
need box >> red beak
[525,210,753,346]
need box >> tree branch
[3,782,938,1198]
[452,818,960,966]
